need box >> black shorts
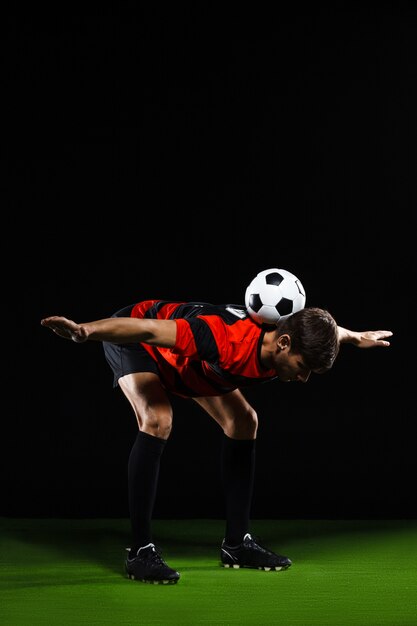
[102,304,159,387]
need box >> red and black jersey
[130,300,278,398]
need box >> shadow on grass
[0,519,129,576]
[1,517,416,580]
[0,518,225,578]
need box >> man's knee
[228,407,258,439]
[118,374,173,439]
[141,410,173,439]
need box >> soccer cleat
[220,533,292,571]
[125,543,180,584]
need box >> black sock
[128,430,166,553]
[221,434,256,545]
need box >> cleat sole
[223,563,291,571]
[127,573,179,584]
[144,578,178,585]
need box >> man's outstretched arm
[337,327,393,348]
[40,316,177,347]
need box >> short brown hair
[276,307,339,372]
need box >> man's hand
[353,330,393,348]
[41,316,89,343]
[338,326,393,348]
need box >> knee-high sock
[221,434,256,545]
[128,430,166,551]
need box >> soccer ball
[245,268,306,325]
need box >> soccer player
[41,301,392,584]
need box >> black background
[4,5,416,519]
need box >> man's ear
[277,334,291,351]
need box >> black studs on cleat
[222,563,288,571]
[127,573,178,584]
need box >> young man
[41,300,392,585]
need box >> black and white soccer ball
[245,268,306,325]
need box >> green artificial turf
[1,518,416,625]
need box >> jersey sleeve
[172,319,199,358]
[172,317,224,362]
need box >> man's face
[274,350,312,383]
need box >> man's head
[271,307,339,381]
